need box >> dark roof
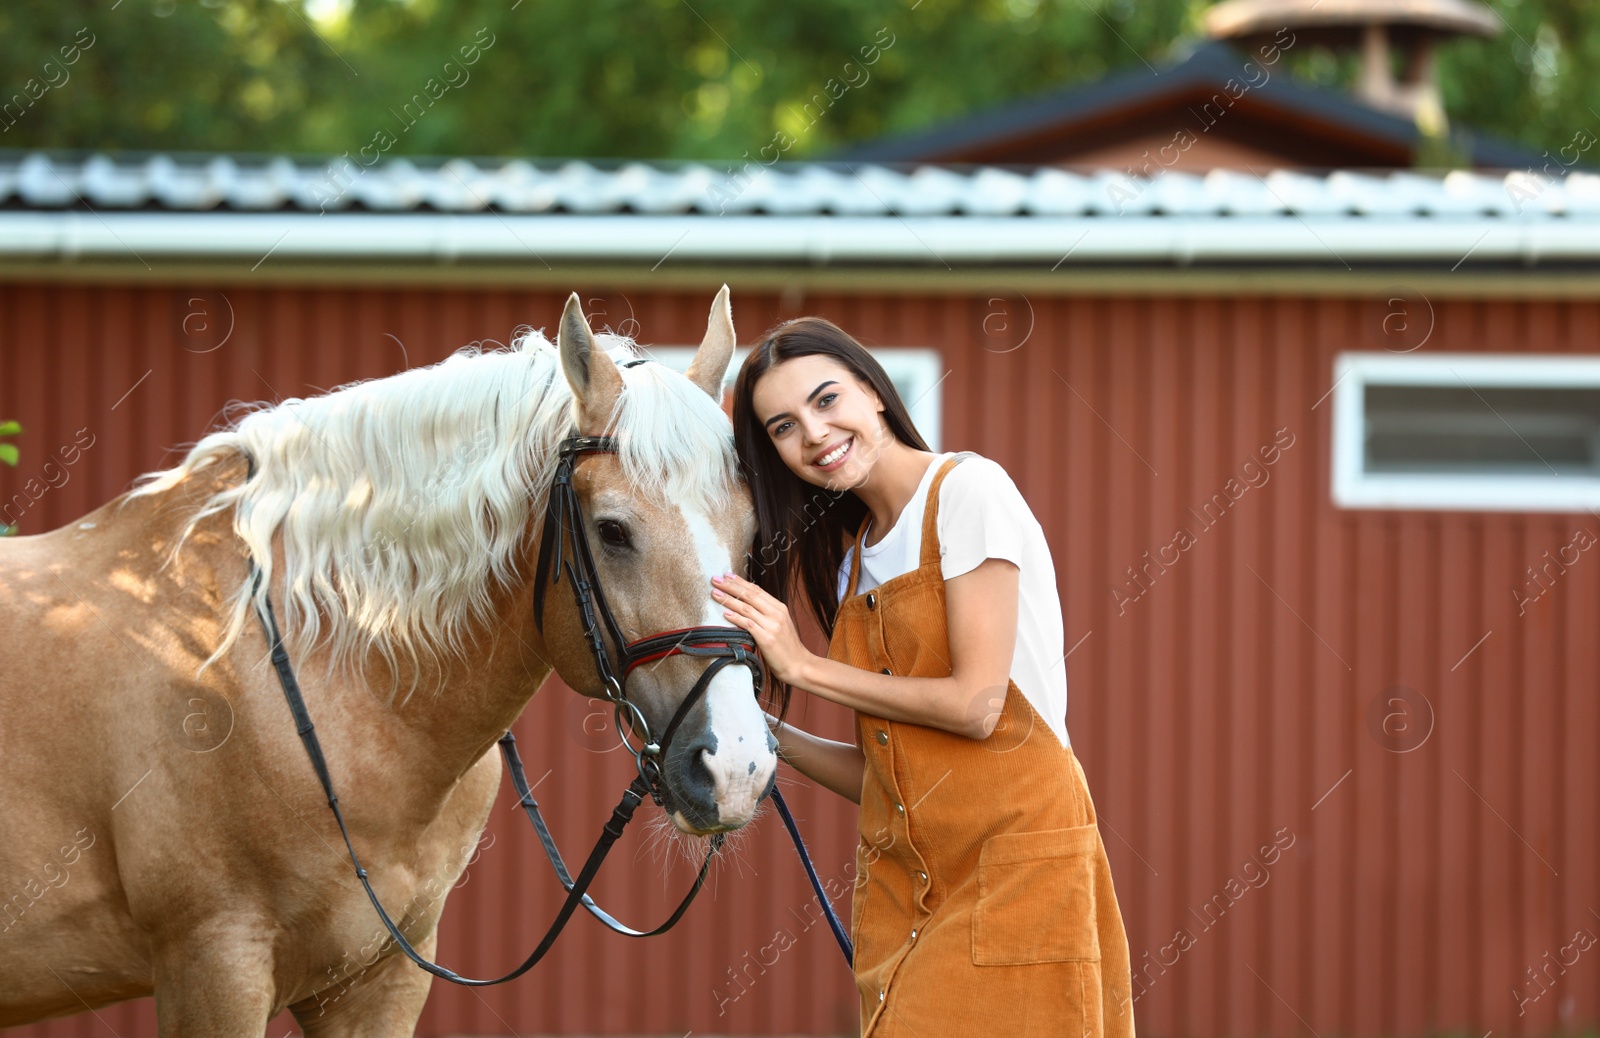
[835,41,1542,170]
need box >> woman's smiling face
[753,354,890,491]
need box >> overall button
[917,870,928,883]
[878,990,885,1002]
[880,667,891,675]
[895,802,905,815]
[910,929,918,941]
[876,730,889,745]
[866,592,877,609]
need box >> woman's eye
[597,520,630,548]
[773,420,793,436]
[818,392,837,407]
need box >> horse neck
[355,573,552,793]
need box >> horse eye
[597,519,630,548]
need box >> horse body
[0,290,773,1034]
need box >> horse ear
[557,292,623,432]
[684,284,736,402]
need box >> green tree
[0,0,343,152]
[1436,1,1600,165]
[0,421,19,537]
[1,0,1595,164]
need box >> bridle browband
[243,359,852,989]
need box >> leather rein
[244,399,850,988]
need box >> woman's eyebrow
[762,380,839,431]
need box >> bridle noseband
[531,427,764,802]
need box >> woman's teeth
[819,440,851,467]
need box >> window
[637,345,944,451]
[1331,352,1600,512]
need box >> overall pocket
[971,824,1102,965]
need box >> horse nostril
[666,733,721,824]
[688,747,718,798]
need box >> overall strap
[918,452,977,570]
[844,451,977,599]
[845,514,869,600]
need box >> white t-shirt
[837,452,1070,747]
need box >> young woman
[710,317,1136,1038]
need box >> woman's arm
[764,711,865,804]
[715,557,1020,740]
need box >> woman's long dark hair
[731,317,932,710]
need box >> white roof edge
[2,211,1597,266]
[7,153,1600,220]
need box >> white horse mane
[128,330,739,698]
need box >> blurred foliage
[0,420,18,467]
[1437,0,1600,163]
[0,0,1595,163]
[1,421,18,536]
[0,0,338,153]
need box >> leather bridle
[530,427,764,801]
[246,369,852,989]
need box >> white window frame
[1331,351,1600,512]
[636,345,944,452]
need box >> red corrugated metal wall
[0,282,1595,1037]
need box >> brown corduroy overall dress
[828,454,1135,1038]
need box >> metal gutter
[3,212,1598,268]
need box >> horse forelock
[127,330,740,701]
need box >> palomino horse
[0,289,778,1033]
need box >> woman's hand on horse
[711,573,814,685]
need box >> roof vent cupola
[1204,0,1500,133]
